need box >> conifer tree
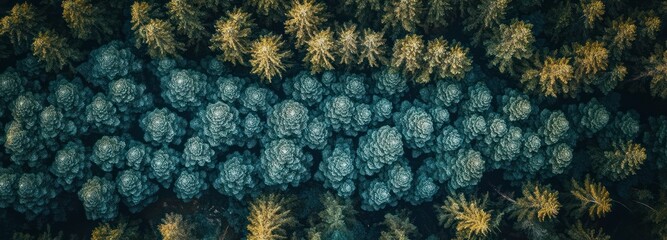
[284,0,327,47]
[484,20,535,76]
[570,176,612,219]
[32,30,81,72]
[0,3,43,51]
[62,0,113,42]
[250,34,292,82]
[381,0,422,33]
[210,9,254,65]
[358,28,387,68]
[305,28,336,73]
[247,194,296,240]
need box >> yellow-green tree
[247,0,289,22]
[604,17,636,59]
[437,193,497,239]
[61,0,113,42]
[426,0,454,29]
[91,218,139,240]
[381,0,422,33]
[638,12,661,41]
[566,221,611,240]
[521,55,575,97]
[32,30,81,72]
[247,194,296,240]
[358,28,387,68]
[570,176,612,219]
[210,9,254,65]
[644,46,667,98]
[513,183,561,222]
[138,19,184,59]
[335,23,359,66]
[167,0,207,44]
[484,19,535,76]
[573,41,609,79]
[463,0,510,44]
[158,213,194,240]
[305,28,336,73]
[580,0,605,29]
[441,41,473,80]
[418,37,448,84]
[0,3,43,50]
[379,211,418,240]
[391,34,424,76]
[284,0,327,47]
[250,34,292,82]
[593,141,647,181]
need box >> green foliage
[573,41,609,79]
[569,176,612,219]
[250,34,292,82]
[644,46,667,98]
[604,17,637,59]
[305,28,336,73]
[464,0,510,44]
[593,141,647,181]
[358,28,387,68]
[285,0,327,47]
[565,221,610,240]
[167,0,208,44]
[513,183,561,222]
[210,8,255,65]
[307,192,358,239]
[484,19,535,76]
[381,0,422,33]
[379,211,418,240]
[31,30,81,72]
[0,3,43,51]
[419,38,473,82]
[158,213,194,240]
[247,194,296,240]
[426,0,454,29]
[61,0,113,42]
[247,0,289,22]
[437,193,498,240]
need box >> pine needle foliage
[335,23,359,66]
[138,19,184,59]
[0,3,43,51]
[570,176,612,219]
[381,0,422,33]
[521,56,575,98]
[250,34,292,82]
[391,34,424,75]
[247,194,296,240]
[167,0,208,43]
[593,141,647,181]
[158,213,194,240]
[31,30,81,72]
[61,0,113,42]
[513,183,561,222]
[437,193,495,239]
[284,0,327,47]
[379,211,418,240]
[580,0,605,29]
[358,28,387,68]
[565,221,610,240]
[210,9,255,65]
[484,19,535,76]
[305,28,336,73]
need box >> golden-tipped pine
[210,9,254,65]
[158,213,194,240]
[379,211,418,240]
[521,56,575,97]
[305,28,336,73]
[513,183,561,222]
[438,193,494,239]
[61,0,113,42]
[391,34,424,75]
[418,37,448,84]
[593,141,647,181]
[381,0,422,33]
[0,3,43,50]
[167,0,207,43]
[32,30,81,72]
[247,194,296,240]
[336,23,359,66]
[250,34,292,82]
[570,176,612,219]
[138,19,184,59]
[358,28,387,68]
[284,0,327,47]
